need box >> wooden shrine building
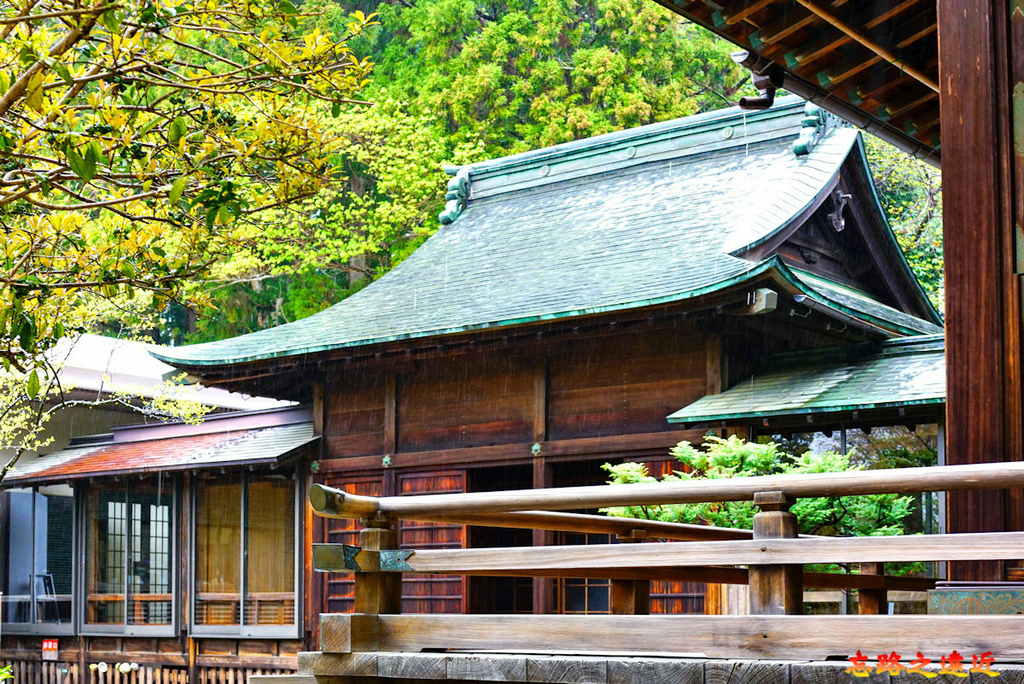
[0,98,950,683]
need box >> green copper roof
[667,335,945,426]
[153,99,938,369]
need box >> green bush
[602,435,915,538]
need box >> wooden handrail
[313,531,1024,575]
[309,461,1024,521]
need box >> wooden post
[938,0,1024,580]
[532,455,555,614]
[354,518,402,614]
[858,562,886,615]
[611,530,650,615]
[748,491,802,615]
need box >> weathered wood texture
[396,471,465,615]
[398,352,534,452]
[748,492,801,615]
[316,613,1024,659]
[939,0,1024,581]
[310,461,1024,520]
[354,526,401,615]
[321,477,383,614]
[546,330,708,440]
[314,530,1024,574]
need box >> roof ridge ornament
[438,167,472,225]
[793,102,828,156]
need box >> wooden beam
[317,613,1024,659]
[794,0,938,91]
[532,357,547,443]
[318,430,700,474]
[748,492,801,615]
[416,510,753,541]
[383,374,397,455]
[533,453,555,614]
[314,531,1024,575]
[939,0,1023,580]
[857,562,886,614]
[310,461,1024,520]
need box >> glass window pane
[245,475,295,626]
[195,475,242,626]
[2,489,34,624]
[127,481,172,626]
[86,487,126,626]
[38,485,74,625]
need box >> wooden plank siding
[547,330,709,441]
[316,322,717,616]
[398,353,534,452]
[398,471,466,614]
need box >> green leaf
[101,9,122,33]
[168,116,187,145]
[66,146,87,178]
[169,176,187,204]
[278,0,298,15]
[27,370,40,398]
[331,101,342,118]
[81,142,98,181]
[52,61,73,85]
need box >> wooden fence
[308,460,1024,660]
[0,660,293,684]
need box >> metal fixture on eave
[828,189,853,232]
[732,50,784,110]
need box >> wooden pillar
[611,530,650,615]
[857,562,887,615]
[532,356,556,614]
[939,0,1024,580]
[354,520,402,614]
[748,491,802,615]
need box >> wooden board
[335,461,1024,518]
[317,531,1024,575]
[316,613,1024,660]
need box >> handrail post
[749,491,802,615]
[858,562,887,614]
[611,529,650,615]
[355,514,402,615]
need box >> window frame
[189,469,302,639]
[0,485,77,636]
[77,477,180,638]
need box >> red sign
[42,639,58,662]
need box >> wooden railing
[308,461,1024,660]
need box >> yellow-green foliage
[0,0,376,370]
[603,435,915,538]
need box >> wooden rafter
[793,0,938,91]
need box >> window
[557,532,611,614]
[83,478,175,634]
[1,485,75,633]
[193,471,298,636]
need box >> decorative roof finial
[438,167,472,225]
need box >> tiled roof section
[793,270,943,336]
[6,422,316,484]
[153,101,871,368]
[667,335,945,426]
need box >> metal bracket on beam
[379,550,414,572]
[312,543,380,572]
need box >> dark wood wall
[314,319,717,618]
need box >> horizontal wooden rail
[319,613,1024,659]
[313,530,1024,574]
[310,545,934,589]
[309,461,1024,520]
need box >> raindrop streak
[742,108,749,157]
